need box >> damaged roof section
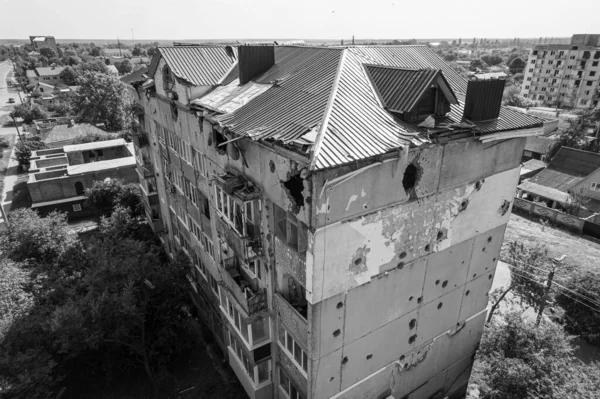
[187,45,544,170]
[148,45,238,86]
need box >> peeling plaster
[346,194,358,211]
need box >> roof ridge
[309,48,348,170]
[364,64,439,72]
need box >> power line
[505,260,600,306]
[504,264,600,313]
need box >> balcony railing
[136,162,155,178]
[220,256,268,316]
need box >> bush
[13,140,47,167]
[0,137,9,149]
[555,270,600,344]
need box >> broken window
[212,127,228,155]
[162,65,174,91]
[273,203,308,254]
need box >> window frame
[279,329,308,376]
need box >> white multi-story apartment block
[521,34,600,109]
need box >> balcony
[136,161,155,179]
[220,254,267,316]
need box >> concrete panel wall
[307,167,519,304]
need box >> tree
[39,47,57,59]
[487,242,549,322]
[84,177,144,217]
[469,59,489,72]
[13,140,48,167]
[508,57,526,74]
[117,58,133,75]
[76,59,108,74]
[59,65,79,85]
[9,104,49,124]
[481,54,503,66]
[502,84,535,108]
[89,47,103,57]
[473,312,600,399]
[0,209,75,264]
[70,71,129,131]
[556,270,600,344]
[46,102,72,117]
[547,107,600,159]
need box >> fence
[513,197,586,232]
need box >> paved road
[0,60,22,220]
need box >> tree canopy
[70,71,129,131]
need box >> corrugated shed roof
[527,147,600,191]
[364,66,440,113]
[148,46,237,86]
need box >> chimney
[238,45,275,85]
[462,79,505,122]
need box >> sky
[1,0,599,41]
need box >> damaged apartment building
[124,43,543,399]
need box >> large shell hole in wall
[283,173,305,212]
[213,127,228,155]
[402,163,419,194]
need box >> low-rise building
[518,146,600,216]
[26,65,66,86]
[27,138,137,218]
[31,82,78,107]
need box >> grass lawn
[502,211,600,276]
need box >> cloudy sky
[2,0,598,41]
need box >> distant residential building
[518,147,600,216]
[26,65,66,85]
[520,34,600,109]
[29,36,57,53]
[31,83,78,107]
[27,139,137,219]
[28,117,109,148]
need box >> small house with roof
[518,147,600,216]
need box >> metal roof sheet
[148,46,237,86]
[193,45,545,170]
[363,66,456,113]
[527,147,600,192]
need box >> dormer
[364,65,458,123]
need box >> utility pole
[118,37,122,57]
[536,255,565,327]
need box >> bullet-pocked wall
[305,136,526,398]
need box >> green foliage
[9,104,48,124]
[0,137,9,149]
[506,241,549,312]
[0,202,192,398]
[481,53,503,66]
[116,58,133,74]
[502,84,535,108]
[76,59,108,74]
[59,65,79,85]
[508,57,526,74]
[84,178,144,217]
[0,209,75,263]
[70,71,128,131]
[547,108,600,160]
[46,102,71,117]
[38,47,56,59]
[474,312,600,399]
[469,59,489,71]
[13,140,47,166]
[70,131,117,144]
[556,270,600,344]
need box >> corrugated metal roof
[345,46,468,94]
[148,46,237,86]
[192,45,544,170]
[526,147,600,192]
[364,66,456,113]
